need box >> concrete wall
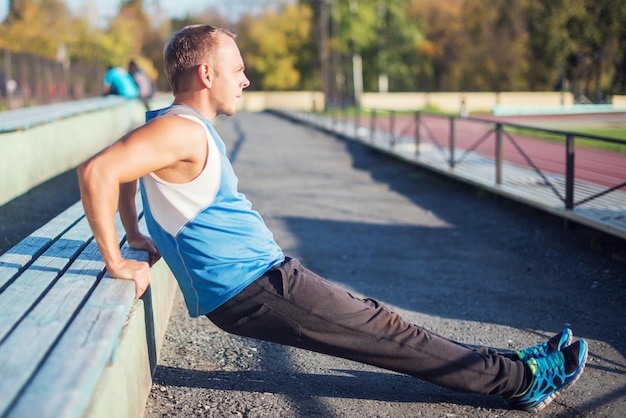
[612,95,626,106]
[241,90,626,115]
[241,91,325,112]
[0,98,147,206]
[361,91,576,113]
[240,90,593,114]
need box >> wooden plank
[1,195,147,416]
[0,214,127,414]
[0,217,93,342]
[0,201,85,291]
[7,222,149,418]
[0,241,104,414]
[7,247,142,418]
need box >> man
[128,60,155,110]
[77,25,587,413]
[102,66,139,98]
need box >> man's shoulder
[142,111,209,144]
[156,106,205,120]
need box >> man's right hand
[107,259,153,299]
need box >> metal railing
[1,49,105,110]
[298,107,626,213]
[418,111,625,210]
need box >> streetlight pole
[350,0,363,108]
[320,0,330,111]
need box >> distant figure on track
[78,24,587,413]
[102,66,139,99]
[128,60,155,110]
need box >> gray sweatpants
[206,257,528,399]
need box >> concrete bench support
[0,97,147,207]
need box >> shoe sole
[526,341,588,413]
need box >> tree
[0,0,73,58]
[373,0,425,91]
[453,0,532,91]
[237,2,313,90]
[101,0,152,67]
[408,0,463,91]
[571,0,625,99]
[526,0,626,99]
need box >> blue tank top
[139,105,284,316]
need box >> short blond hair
[163,25,236,94]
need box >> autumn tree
[0,0,73,58]
[236,2,313,90]
[3,0,625,98]
[405,0,626,97]
[568,0,625,98]
[99,0,150,68]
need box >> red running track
[373,113,626,190]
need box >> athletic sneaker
[507,339,588,412]
[516,328,573,361]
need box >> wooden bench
[0,197,177,418]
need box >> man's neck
[172,94,217,121]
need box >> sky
[64,0,208,19]
[0,0,245,23]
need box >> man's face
[211,34,250,117]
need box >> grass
[575,128,626,153]
[574,127,626,140]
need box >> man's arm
[118,180,160,266]
[77,116,206,298]
[77,148,153,299]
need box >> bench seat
[0,198,177,418]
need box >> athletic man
[77,25,587,412]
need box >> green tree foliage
[0,0,73,58]
[236,2,312,90]
[525,0,582,90]
[1,0,162,83]
[571,0,626,98]
[410,0,626,96]
[2,0,625,97]
[454,0,531,91]
[293,0,424,99]
[104,0,152,67]
[343,0,424,91]
[407,0,463,91]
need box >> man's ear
[198,63,213,87]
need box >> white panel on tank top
[142,114,221,236]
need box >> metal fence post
[3,49,13,108]
[565,134,575,209]
[495,123,503,184]
[389,110,396,146]
[414,111,421,156]
[449,116,456,168]
[370,110,376,143]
